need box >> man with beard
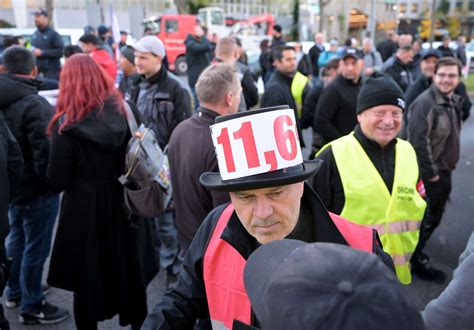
[407,57,464,283]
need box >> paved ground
[5,99,473,328]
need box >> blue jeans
[154,210,181,276]
[190,86,200,112]
[6,193,59,313]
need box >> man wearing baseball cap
[126,35,192,285]
[314,47,363,146]
[30,8,63,80]
[244,240,425,330]
[312,72,427,284]
[142,106,394,329]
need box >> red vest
[203,204,375,329]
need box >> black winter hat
[357,72,406,114]
[120,45,135,65]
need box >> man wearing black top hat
[31,8,63,80]
[142,106,394,330]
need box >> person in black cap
[31,8,64,80]
[313,47,363,146]
[142,106,394,329]
[244,240,425,330]
[312,72,427,285]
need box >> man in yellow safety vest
[311,72,427,284]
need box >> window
[211,10,224,25]
[411,3,418,13]
[399,3,407,14]
[469,0,474,11]
[456,0,463,9]
[165,19,178,33]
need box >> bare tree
[318,0,330,32]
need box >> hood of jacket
[61,98,129,150]
[0,73,40,109]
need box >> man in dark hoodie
[185,25,212,109]
[0,112,23,329]
[0,47,68,324]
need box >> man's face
[230,182,304,244]
[134,51,161,78]
[119,55,136,76]
[362,40,371,53]
[315,33,324,44]
[34,14,48,29]
[434,65,460,95]
[398,50,414,65]
[120,33,127,44]
[420,56,438,78]
[340,57,361,81]
[358,105,403,148]
[274,49,297,75]
[79,42,95,54]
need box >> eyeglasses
[436,73,459,79]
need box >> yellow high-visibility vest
[291,71,309,118]
[319,133,427,284]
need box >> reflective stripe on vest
[291,71,309,117]
[323,134,427,284]
[203,203,376,328]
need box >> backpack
[118,101,172,218]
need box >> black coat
[47,97,158,326]
[168,108,230,250]
[313,74,361,144]
[308,43,325,77]
[0,73,53,204]
[0,112,23,259]
[383,57,414,92]
[185,34,212,88]
[376,39,398,62]
[141,184,394,329]
[31,26,64,72]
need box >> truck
[142,7,226,75]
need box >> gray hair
[196,63,240,105]
[215,37,237,58]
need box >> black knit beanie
[120,45,135,65]
[357,72,406,114]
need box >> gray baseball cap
[132,36,166,58]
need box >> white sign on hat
[210,109,303,181]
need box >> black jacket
[47,97,158,325]
[31,26,64,72]
[301,79,324,130]
[168,108,230,250]
[312,126,422,214]
[308,43,325,77]
[126,69,192,148]
[383,57,413,92]
[0,73,54,204]
[437,45,456,58]
[237,62,259,109]
[260,70,303,145]
[405,75,471,122]
[185,34,212,88]
[376,39,398,62]
[313,74,361,144]
[0,112,23,258]
[407,84,462,180]
[141,183,394,329]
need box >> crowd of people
[0,6,473,330]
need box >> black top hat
[199,106,323,192]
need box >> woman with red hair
[46,54,158,329]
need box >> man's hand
[429,175,440,182]
[32,48,43,57]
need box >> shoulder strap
[122,100,138,135]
